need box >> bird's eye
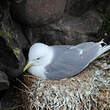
[36,57,40,60]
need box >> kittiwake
[23,40,110,80]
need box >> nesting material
[22,52,110,110]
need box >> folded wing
[45,42,110,79]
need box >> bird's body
[24,40,110,80]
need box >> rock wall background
[0,0,110,109]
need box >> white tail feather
[97,44,110,57]
[89,41,110,64]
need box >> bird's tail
[96,39,110,57]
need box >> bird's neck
[41,47,54,67]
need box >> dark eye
[36,57,40,60]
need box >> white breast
[28,66,47,78]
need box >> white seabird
[24,40,110,80]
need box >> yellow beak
[23,63,32,72]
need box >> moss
[13,48,21,58]
[7,31,12,38]
[0,31,3,36]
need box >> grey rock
[52,11,103,34]
[0,71,9,91]
[0,22,26,78]
[25,10,103,45]
[0,0,27,78]
[11,0,66,27]
[0,0,10,21]
[65,0,94,17]
[0,87,23,110]
[105,1,110,17]
[0,36,24,78]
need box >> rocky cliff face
[0,0,110,109]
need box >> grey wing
[45,43,101,79]
[76,42,98,50]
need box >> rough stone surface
[24,10,103,45]
[0,87,23,110]
[105,2,110,17]
[65,0,95,16]
[11,0,66,27]
[0,0,27,78]
[0,0,9,21]
[0,21,26,78]
[53,11,103,34]
[1,0,110,110]
[0,71,9,91]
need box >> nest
[19,52,110,110]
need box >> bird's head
[23,43,53,72]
